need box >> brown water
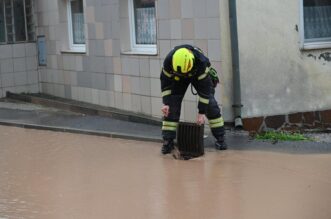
[0,125,331,219]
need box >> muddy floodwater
[0,126,331,219]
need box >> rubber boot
[161,139,174,154]
[215,138,227,150]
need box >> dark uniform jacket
[160,44,213,114]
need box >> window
[129,0,157,54]
[14,0,27,41]
[301,0,331,49]
[0,0,5,42]
[0,0,35,44]
[67,0,85,52]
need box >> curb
[0,120,163,143]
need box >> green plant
[255,131,312,141]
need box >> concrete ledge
[0,120,163,143]
[6,92,162,126]
[243,111,331,133]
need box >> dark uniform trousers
[162,78,225,142]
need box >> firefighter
[160,44,226,154]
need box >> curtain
[135,7,156,45]
[304,1,331,40]
[72,13,85,44]
[71,0,85,45]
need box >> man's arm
[160,68,173,106]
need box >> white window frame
[299,0,331,50]
[67,0,86,52]
[128,0,157,54]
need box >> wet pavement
[1,98,331,153]
[1,97,331,218]
[1,125,331,219]
[0,99,161,141]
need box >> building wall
[234,0,331,118]
[0,43,39,98]
[219,0,234,122]
[35,0,224,122]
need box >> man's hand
[161,105,170,117]
[196,113,205,125]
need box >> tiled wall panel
[35,0,221,121]
[0,43,39,98]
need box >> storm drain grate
[176,122,204,157]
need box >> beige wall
[219,0,234,121]
[241,0,331,118]
[0,43,39,98]
[220,0,331,119]
[0,0,39,98]
[36,0,224,122]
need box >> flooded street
[1,125,331,219]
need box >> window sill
[61,49,86,54]
[301,41,331,50]
[121,50,158,56]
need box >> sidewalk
[0,98,162,142]
[0,94,331,154]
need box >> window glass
[304,0,331,41]
[133,0,156,45]
[25,0,35,41]
[4,0,13,42]
[70,0,85,44]
[0,0,5,42]
[13,0,27,41]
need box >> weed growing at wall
[255,131,312,141]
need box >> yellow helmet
[172,48,194,74]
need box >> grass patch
[255,131,312,141]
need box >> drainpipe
[228,0,243,129]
